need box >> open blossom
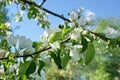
[69,11,78,21]
[0,65,4,74]
[44,27,60,38]
[6,35,35,53]
[70,32,80,41]
[104,27,118,35]
[86,10,94,24]
[104,27,119,38]
[41,27,60,44]
[50,41,60,50]
[68,22,75,27]
[6,35,19,46]
[70,45,82,61]
[78,7,84,14]
[77,16,85,26]
[5,22,11,28]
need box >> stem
[0,38,70,60]
[0,0,115,60]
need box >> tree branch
[21,0,70,22]
[0,38,71,60]
[19,0,110,42]
[39,0,46,7]
[0,0,116,60]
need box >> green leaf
[19,61,31,75]
[50,50,62,69]
[81,35,88,52]
[61,27,74,38]
[49,32,62,43]
[108,38,118,48]
[61,53,71,68]
[27,11,33,19]
[19,75,26,80]
[85,42,95,65]
[38,60,45,76]
[26,61,36,76]
[84,34,94,42]
[32,42,43,50]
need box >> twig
[21,0,70,22]
[0,38,71,60]
[38,0,46,7]
[86,29,111,41]
[0,0,115,60]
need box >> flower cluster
[69,7,94,27]
[104,27,120,38]
[40,27,60,47]
[70,45,83,61]
[6,35,35,53]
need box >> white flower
[44,27,60,38]
[104,27,118,35]
[20,11,24,16]
[68,22,75,27]
[70,45,82,61]
[40,35,49,46]
[6,35,35,53]
[82,30,88,35]
[78,7,84,14]
[14,17,20,22]
[41,27,60,45]
[40,52,51,68]
[50,41,60,49]
[70,32,80,41]
[40,70,46,79]
[104,27,119,38]
[69,11,78,21]
[5,22,11,28]
[0,65,4,74]
[6,36,18,46]
[18,36,35,53]
[77,16,85,26]
[86,10,94,24]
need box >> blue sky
[7,0,120,41]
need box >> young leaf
[19,75,26,80]
[61,53,71,68]
[19,61,31,75]
[38,60,45,76]
[84,34,94,42]
[61,27,74,38]
[81,35,88,52]
[32,42,43,50]
[85,42,95,65]
[26,61,36,76]
[49,32,62,43]
[50,50,62,69]
[27,11,33,19]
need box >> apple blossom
[77,16,85,26]
[104,27,119,38]
[6,35,35,53]
[0,65,4,74]
[68,22,75,27]
[41,27,60,45]
[70,32,80,41]
[69,10,78,21]
[106,27,117,34]
[6,35,18,46]
[86,10,94,24]
[5,22,11,28]
[50,41,60,50]
[44,27,60,38]
[70,45,82,61]
[78,7,84,14]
